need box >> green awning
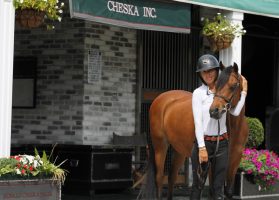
[177,0,279,18]
[69,0,191,33]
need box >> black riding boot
[213,193,224,200]
[190,186,202,200]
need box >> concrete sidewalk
[62,187,209,200]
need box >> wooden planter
[233,172,279,199]
[0,179,61,200]
[15,9,45,28]
[207,34,234,52]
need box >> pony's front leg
[225,143,244,199]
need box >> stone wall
[12,3,137,145]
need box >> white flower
[25,155,35,163]
[58,17,62,22]
[16,169,21,175]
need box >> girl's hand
[241,75,248,93]
[199,147,208,163]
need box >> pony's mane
[216,66,234,90]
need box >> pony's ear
[219,61,225,71]
[233,62,239,73]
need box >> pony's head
[209,62,242,119]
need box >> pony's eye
[230,83,239,90]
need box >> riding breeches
[190,139,229,200]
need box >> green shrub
[246,117,264,148]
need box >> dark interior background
[242,13,279,149]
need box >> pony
[140,62,248,200]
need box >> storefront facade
[2,0,279,158]
[0,0,243,158]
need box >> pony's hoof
[224,190,233,200]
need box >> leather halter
[214,73,241,110]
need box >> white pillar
[219,12,244,73]
[0,0,15,157]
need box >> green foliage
[246,117,264,148]
[0,158,18,176]
[202,13,246,40]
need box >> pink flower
[240,148,279,190]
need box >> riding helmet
[196,54,219,72]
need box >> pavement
[62,186,209,200]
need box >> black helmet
[196,54,219,72]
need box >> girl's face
[200,68,218,86]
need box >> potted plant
[0,148,67,200]
[245,117,264,148]
[239,148,279,191]
[13,0,64,29]
[202,13,246,52]
[233,117,279,199]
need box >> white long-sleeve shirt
[192,84,247,148]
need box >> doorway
[242,13,279,148]
[241,35,274,124]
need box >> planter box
[233,172,279,199]
[0,179,61,200]
[56,145,133,194]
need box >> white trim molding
[0,0,15,157]
[219,11,244,73]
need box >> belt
[204,133,229,142]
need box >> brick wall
[82,23,137,145]
[12,3,137,145]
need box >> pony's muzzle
[209,107,224,119]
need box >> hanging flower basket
[202,13,246,52]
[13,0,64,30]
[206,34,235,52]
[15,9,45,28]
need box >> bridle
[214,73,241,111]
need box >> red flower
[29,166,33,171]
[21,169,26,175]
[14,156,21,161]
[23,165,28,169]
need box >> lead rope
[197,120,221,191]
[214,119,221,157]
[208,119,222,199]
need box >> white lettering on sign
[143,7,157,18]
[107,1,157,18]
[107,1,139,16]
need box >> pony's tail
[137,146,157,200]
